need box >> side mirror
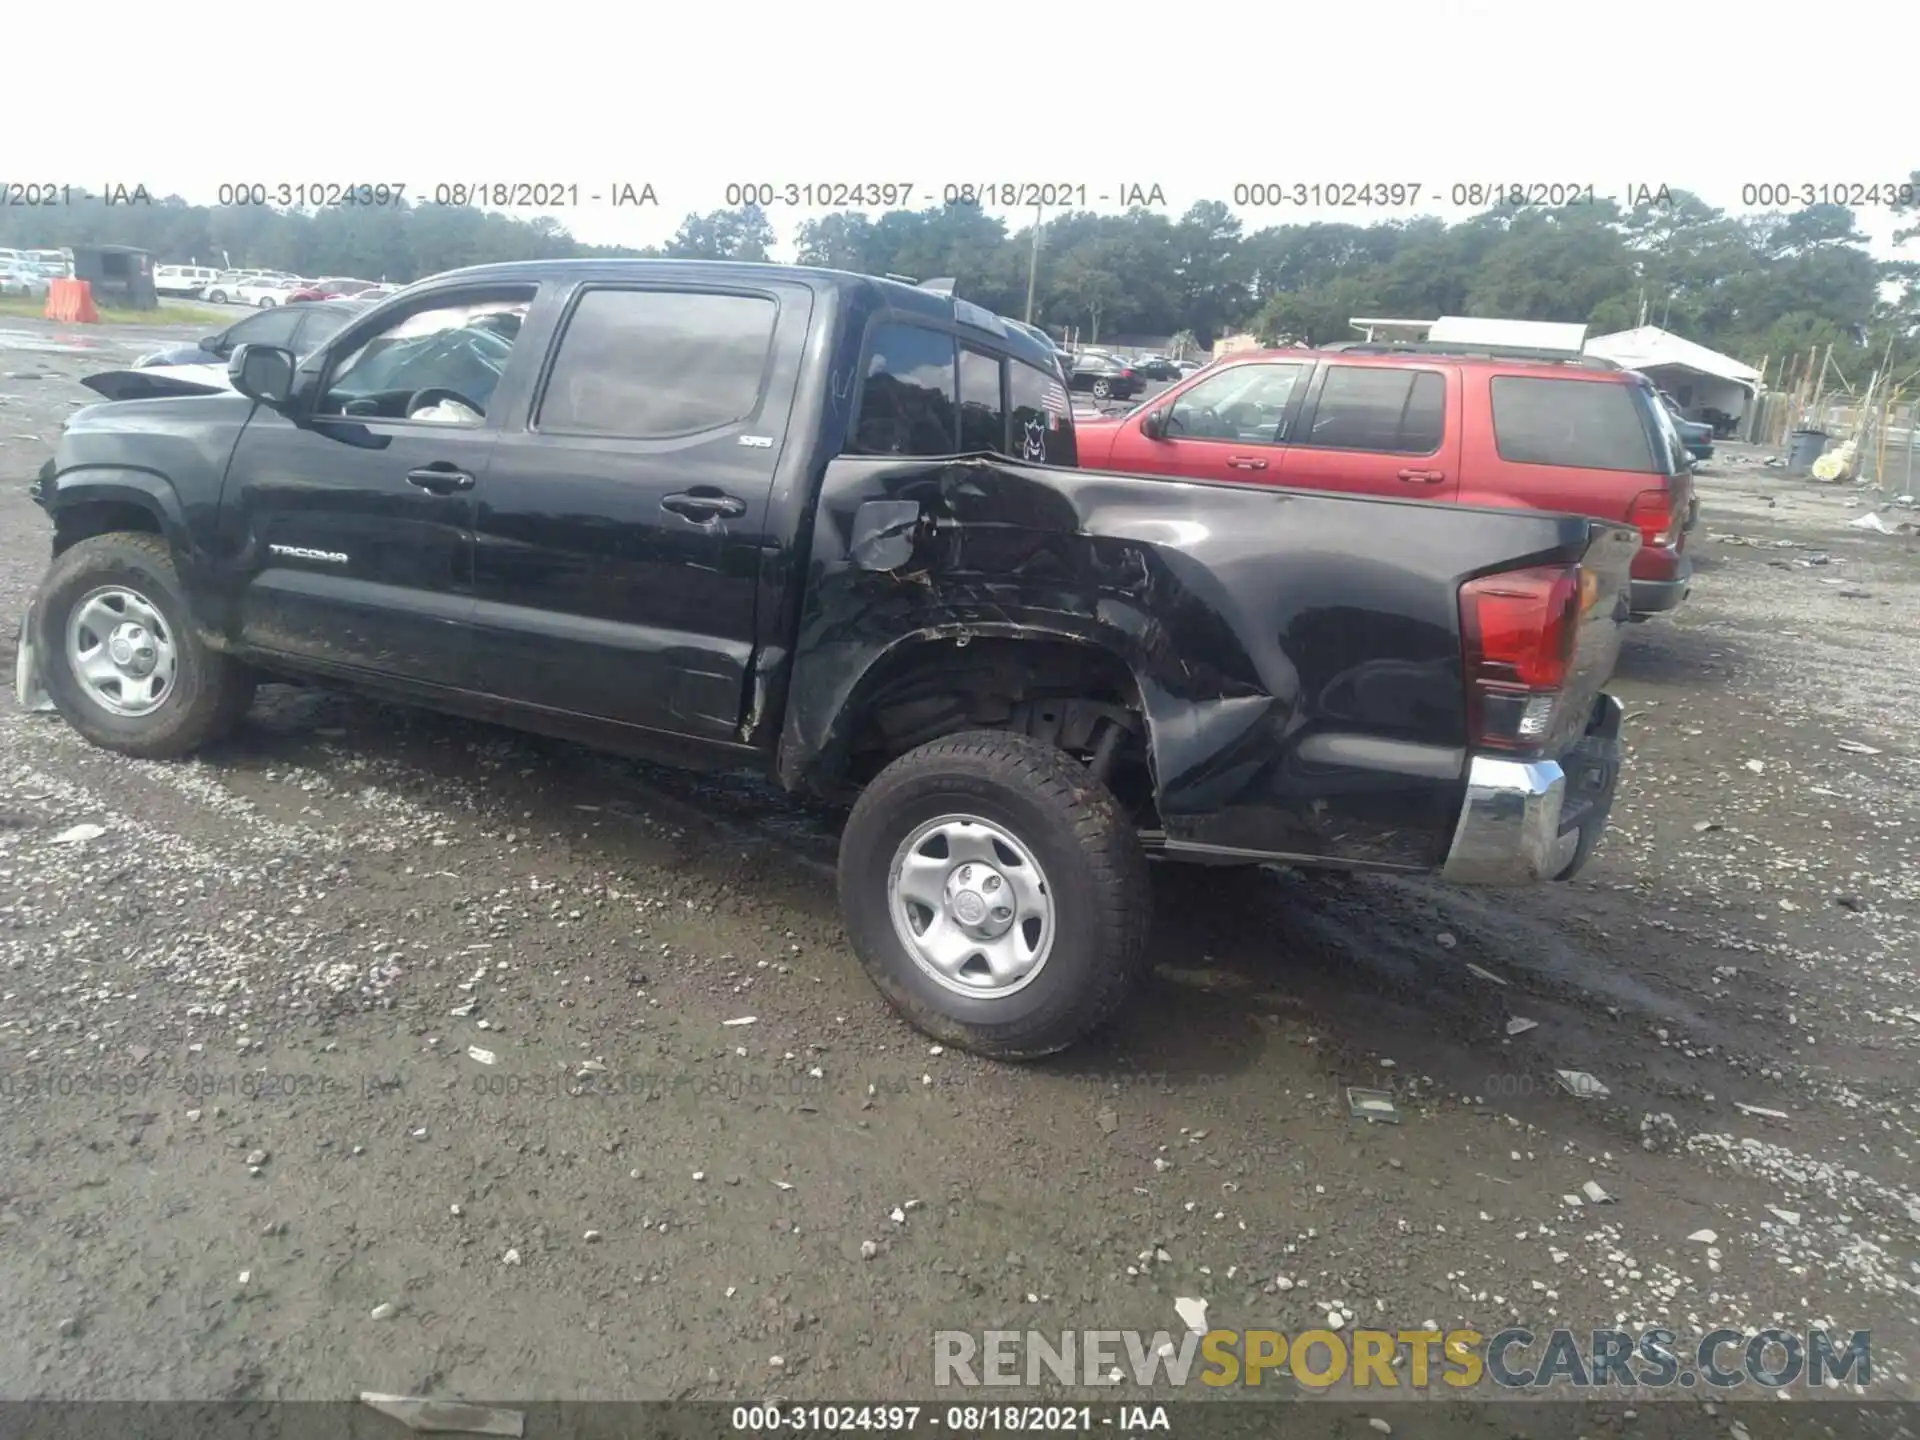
[229,343,296,405]
[1140,409,1168,441]
[199,335,221,350]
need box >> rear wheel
[33,533,255,759]
[257,296,276,308]
[1091,378,1112,399]
[838,731,1151,1060]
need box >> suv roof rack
[1318,339,1623,370]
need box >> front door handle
[1397,468,1446,484]
[1226,456,1269,471]
[406,465,475,494]
[663,489,747,521]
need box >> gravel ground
[1,318,1918,1412]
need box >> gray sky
[12,0,1915,260]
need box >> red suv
[1074,344,1694,618]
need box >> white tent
[1583,326,1761,425]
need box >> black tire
[838,730,1151,1060]
[1091,378,1112,399]
[33,532,255,759]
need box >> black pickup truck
[16,259,1636,1059]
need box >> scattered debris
[583,1230,603,1243]
[500,1248,522,1266]
[1767,1207,1801,1226]
[358,1393,526,1437]
[721,1016,758,1027]
[1096,1108,1118,1134]
[1847,512,1895,533]
[1346,1088,1400,1124]
[1743,759,1765,774]
[1367,1420,1392,1436]
[1688,1229,1718,1244]
[1505,1017,1538,1036]
[1174,1297,1209,1334]
[1836,740,1882,755]
[860,1240,879,1260]
[49,823,106,845]
[466,1046,496,1066]
[1435,932,1457,950]
[1735,1102,1789,1120]
[1692,820,1722,833]
[1555,1070,1610,1100]
[1580,1181,1614,1205]
[369,1302,397,1321]
[1465,963,1509,986]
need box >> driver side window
[318,285,536,425]
[1164,363,1307,444]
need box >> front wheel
[838,730,1151,1060]
[257,296,276,308]
[33,533,255,759]
[1091,378,1112,399]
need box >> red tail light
[1460,564,1584,751]
[1627,489,1677,548]
[1121,368,1135,378]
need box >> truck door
[217,283,539,689]
[469,281,811,742]
[1278,362,1460,501]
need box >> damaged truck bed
[20,258,1638,1058]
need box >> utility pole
[1024,204,1043,325]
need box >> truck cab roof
[422,258,1065,376]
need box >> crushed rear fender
[778,456,1610,872]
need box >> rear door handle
[1397,468,1446,484]
[406,465,475,493]
[1226,456,1269,471]
[663,488,747,521]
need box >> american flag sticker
[1043,381,1069,415]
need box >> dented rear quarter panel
[780,457,1611,872]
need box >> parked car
[1175,357,1209,376]
[1,264,52,298]
[356,285,399,301]
[1075,342,1694,619]
[233,276,303,308]
[288,277,377,303]
[1655,390,1715,461]
[1131,354,1181,381]
[1068,350,1142,400]
[133,298,373,368]
[17,259,1634,1059]
[154,264,222,298]
[203,271,288,304]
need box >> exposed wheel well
[836,636,1157,823]
[52,502,163,556]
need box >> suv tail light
[1460,564,1584,752]
[1627,489,1677,548]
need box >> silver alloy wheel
[1091,378,1111,398]
[888,813,1055,998]
[65,585,178,717]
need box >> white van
[154,264,221,297]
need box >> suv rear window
[1489,376,1660,472]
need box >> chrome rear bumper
[1440,695,1624,885]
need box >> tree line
[5,179,1917,385]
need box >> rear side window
[959,347,1005,453]
[1302,366,1445,453]
[297,305,361,353]
[1489,376,1659,472]
[850,323,958,456]
[539,289,777,439]
[1008,359,1074,464]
